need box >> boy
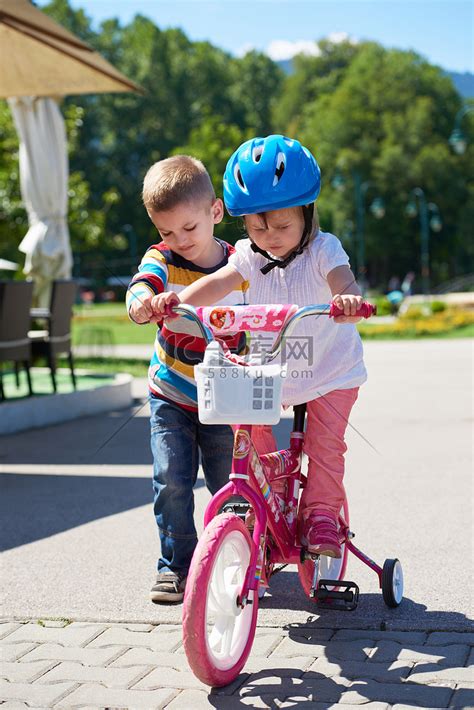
[127,155,247,602]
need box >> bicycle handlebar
[164,301,376,363]
[329,302,376,319]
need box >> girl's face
[244,207,305,259]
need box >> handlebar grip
[163,303,179,318]
[329,302,377,319]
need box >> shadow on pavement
[0,402,294,550]
[0,402,295,466]
[203,601,472,707]
[282,596,473,633]
[0,399,153,466]
[260,569,473,630]
[0,472,205,550]
[210,664,458,707]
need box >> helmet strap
[250,204,315,275]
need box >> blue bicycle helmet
[223,134,321,216]
[224,135,322,274]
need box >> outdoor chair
[29,280,77,393]
[0,280,34,400]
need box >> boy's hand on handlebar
[129,292,156,324]
[332,294,364,323]
[150,291,181,322]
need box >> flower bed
[359,308,474,338]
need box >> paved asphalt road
[1,339,472,631]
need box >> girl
[152,135,367,559]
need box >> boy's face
[147,199,224,262]
[245,207,305,260]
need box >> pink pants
[251,387,359,520]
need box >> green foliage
[296,43,473,286]
[0,101,26,261]
[229,51,284,135]
[34,3,284,273]
[172,116,249,244]
[372,296,393,316]
[273,40,360,134]
[431,300,447,313]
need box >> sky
[60,0,473,74]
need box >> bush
[373,296,393,316]
[431,300,447,313]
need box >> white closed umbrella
[8,96,72,307]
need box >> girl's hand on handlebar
[150,291,181,323]
[332,294,364,323]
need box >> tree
[0,102,26,262]
[273,39,360,135]
[173,116,250,244]
[295,43,473,286]
[229,51,284,135]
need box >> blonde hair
[142,155,215,212]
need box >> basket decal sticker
[209,307,236,330]
[234,429,251,459]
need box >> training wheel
[382,558,403,607]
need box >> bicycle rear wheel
[297,499,349,598]
[182,513,258,686]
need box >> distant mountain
[277,59,293,75]
[447,71,474,98]
[277,60,474,98]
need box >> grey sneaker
[150,571,187,603]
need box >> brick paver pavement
[1,620,473,708]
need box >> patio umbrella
[0,0,141,98]
[1,0,142,306]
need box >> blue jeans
[149,396,234,575]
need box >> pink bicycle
[172,302,404,687]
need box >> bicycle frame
[203,418,306,605]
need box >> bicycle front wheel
[182,513,258,686]
[297,499,350,598]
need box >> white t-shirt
[228,231,367,406]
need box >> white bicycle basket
[195,342,286,425]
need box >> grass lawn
[73,304,156,346]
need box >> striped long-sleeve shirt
[126,239,248,410]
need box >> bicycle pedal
[315,579,359,611]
